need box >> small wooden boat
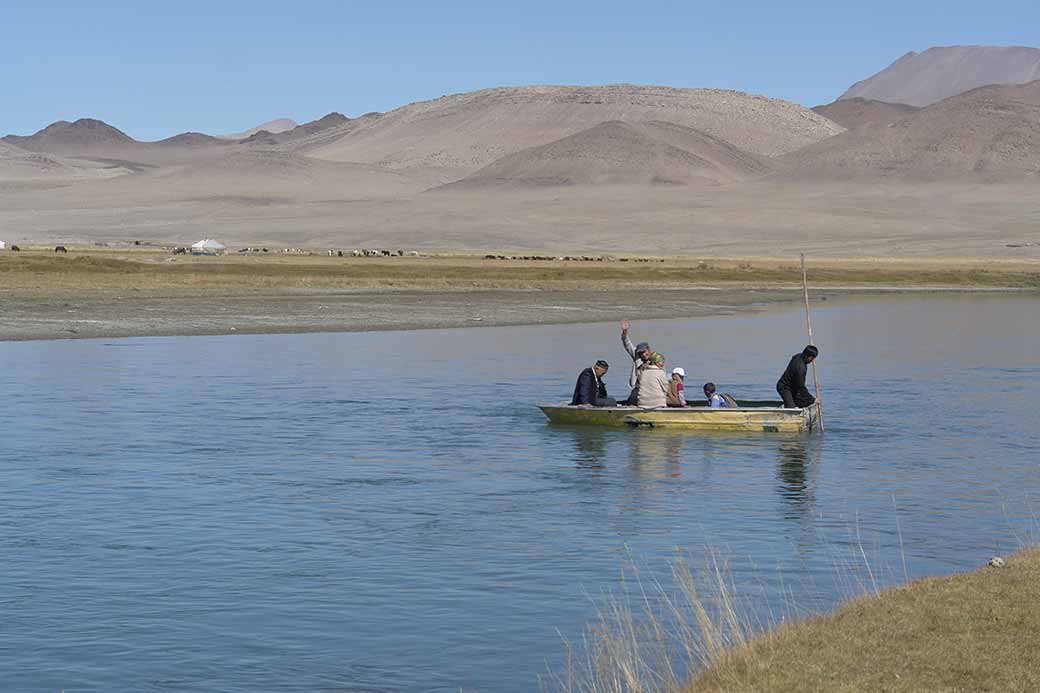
[539,400,819,433]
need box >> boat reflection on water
[775,437,821,527]
[569,427,610,471]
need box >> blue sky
[3,0,1037,140]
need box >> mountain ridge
[838,45,1040,106]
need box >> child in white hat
[667,367,687,407]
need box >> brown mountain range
[784,80,1040,179]
[307,84,842,176]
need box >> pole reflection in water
[775,437,821,521]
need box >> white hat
[672,367,685,377]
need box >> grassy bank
[2,250,1039,298]
[685,548,1040,692]
[554,548,1039,692]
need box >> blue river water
[1,294,1038,691]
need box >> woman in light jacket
[636,352,670,408]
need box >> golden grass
[2,250,1039,299]
[687,548,1040,692]
[549,545,1040,693]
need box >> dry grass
[687,548,1040,692]
[547,541,1040,693]
[2,250,1038,299]
[545,551,767,693]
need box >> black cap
[595,360,610,369]
[803,345,819,358]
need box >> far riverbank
[1,250,1038,341]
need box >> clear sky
[3,0,1038,140]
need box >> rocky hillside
[813,98,919,129]
[308,84,842,173]
[785,81,1040,179]
[447,120,773,188]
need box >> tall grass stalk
[545,517,921,693]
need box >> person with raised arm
[620,319,651,405]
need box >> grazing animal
[172,247,187,255]
[55,246,68,253]
[10,245,20,252]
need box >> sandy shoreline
[0,287,814,341]
[5,286,1039,342]
[2,251,1038,341]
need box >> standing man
[620,320,651,405]
[571,360,616,407]
[776,345,819,408]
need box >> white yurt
[0,241,6,250]
[191,239,226,256]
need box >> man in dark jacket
[777,345,819,408]
[571,360,616,407]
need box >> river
[1,294,1038,691]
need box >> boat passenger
[620,319,651,405]
[667,367,687,407]
[703,382,728,408]
[776,345,819,409]
[636,352,670,408]
[571,360,617,407]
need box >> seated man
[776,345,819,408]
[571,360,617,407]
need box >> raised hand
[620,319,630,334]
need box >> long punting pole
[800,253,824,432]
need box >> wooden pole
[801,253,824,432]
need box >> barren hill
[784,80,1040,179]
[155,132,231,148]
[812,98,919,129]
[448,120,773,188]
[219,118,298,140]
[3,118,135,154]
[240,113,350,146]
[839,45,1040,107]
[309,85,841,174]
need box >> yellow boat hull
[539,401,818,433]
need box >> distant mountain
[3,118,135,153]
[839,45,1040,107]
[240,113,350,146]
[219,118,298,140]
[784,80,1040,179]
[307,84,842,174]
[447,120,773,188]
[812,98,919,129]
[155,132,231,147]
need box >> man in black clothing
[571,360,616,407]
[776,345,819,408]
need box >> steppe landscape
[2,46,1039,257]
[2,44,1039,340]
